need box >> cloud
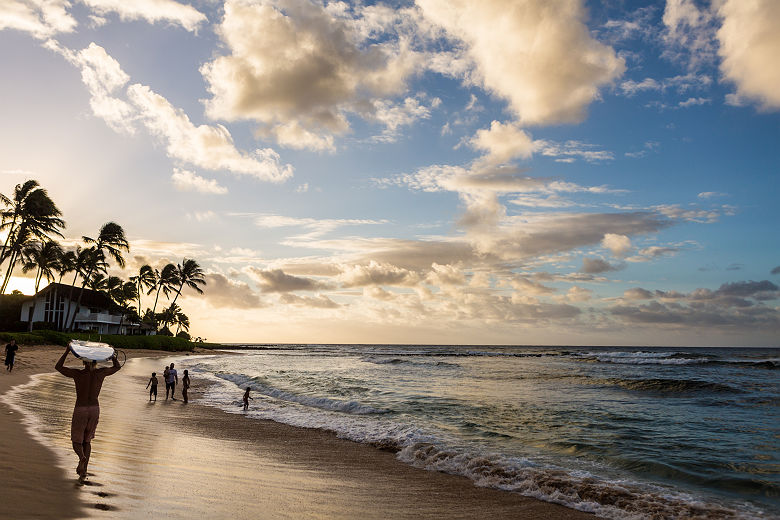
[279,293,339,308]
[203,273,264,309]
[602,233,632,257]
[417,0,624,125]
[127,84,294,181]
[470,121,535,164]
[338,261,420,288]
[80,0,206,32]
[678,96,710,108]
[698,191,727,199]
[52,42,293,182]
[0,0,76,39]
[201,0,422,149]
[581,257,620,274]
[566,286,592,302]
[610,279,780,330]
[369,96,434,142]
[49,41,136,133]
[171,168,228,195]
[716,0,780,111]
[662,0,717,69]
[623,287,654,300]
[248,268,332,293]
[246,213,386,241]
[262,121,335,152]
[772,266,780,275]
[535,140,614,163]
[627,245,683,262]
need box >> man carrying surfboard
[55,343,121,480]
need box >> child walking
[243,387,253,410]
[146,372,158,402]
[182,370,190,403]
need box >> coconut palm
[62,247,96,331]
[21,240,63,293]
[170,258,206,307]
[58,250,76,283]
[111,280,138,334]
[20,240,63,331]
[0,180,65,293]
[157,302,181,334]
[129,264,156,317]
[67,222,129,331]
[151,263,178,314]
[174,310,190,336]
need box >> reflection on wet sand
[9,357,592,519]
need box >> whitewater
[181,345,779,519]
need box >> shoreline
[2,345,596,519]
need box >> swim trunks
[71,405,100,443]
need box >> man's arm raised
[102,353,122,376]
[55,344,77,377]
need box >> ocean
[189,345,779,519]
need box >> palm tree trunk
[152,285,162,314]
[1,248,20,294]
[170,282,185,307]
[67,267,94,332]
[0,214,18,266]
[62,271,79,332]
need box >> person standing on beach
[55,344,121,480]
[182,369,190,403]
[243,387,253,410]
[4,339,18,372]
[146,372,158,402]
[163,365,171,399]
[167,363,178,400]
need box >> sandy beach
[0,345,596,519]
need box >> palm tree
[157,302,181,335]
[62,246,96,331]
[67,222,129,332]
[20,240,63,331]
[151,263,178,314]
[111,280,138,334]
[170,258,206,307]
[0,181,65,294]
[129,264,155,317]
[174,310,190,336]
[21,240,63,293]
[58,250,76,283]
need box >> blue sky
[1,0,778,345]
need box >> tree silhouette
[67,222,129,331]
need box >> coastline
[2,346,596,519]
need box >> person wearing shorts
[55,344,121,480]
[5,339,18,372]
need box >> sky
[0,0,778,345]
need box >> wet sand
[1,347,596,519]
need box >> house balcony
[74,312,122,325]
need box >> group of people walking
[146,362,190,403]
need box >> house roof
[35,282,114,309]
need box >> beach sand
[1,346,595,519]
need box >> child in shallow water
[243,387,253,410]
[146,372,158,402]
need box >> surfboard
[69,340,115,362]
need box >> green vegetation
[0,179,208,337]
[0,330,224,351]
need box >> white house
[20,283,150,335]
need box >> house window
[43,290,66,330]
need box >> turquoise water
[190,345,779,519]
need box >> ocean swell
[214,372,388,415]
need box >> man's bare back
[55,345,121,405]
[55,344,121,479]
